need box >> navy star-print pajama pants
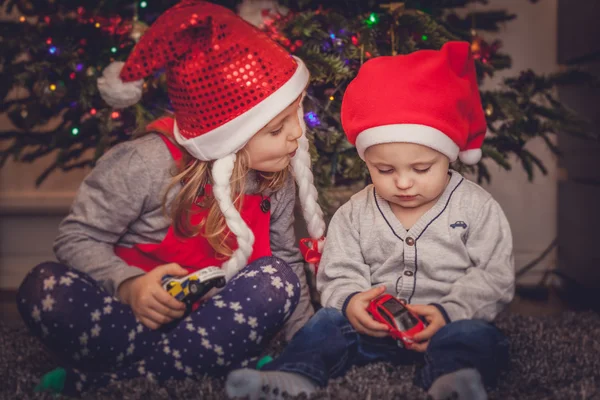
[16,256,300,395]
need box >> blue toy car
[450,221,467,229]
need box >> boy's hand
[405,304,447,352]
[345,286,390,338]
[117,263,188,330]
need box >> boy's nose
[395,176,413,189]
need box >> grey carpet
[2,311,600,400]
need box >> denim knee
[433,319,506,344]
[304,308,348,332]
[429,319,510,370]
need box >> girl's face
[245,97,303,173]
[364,142,450,211]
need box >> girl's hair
[145,124,289,259]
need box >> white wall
[0,113,91,290]
[474,0,559,285]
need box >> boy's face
[364,142,450,210]
[245,96,303,173]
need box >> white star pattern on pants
[79,333,89,345]
[43,276,57,290]
[286,282,295,297]
[41,294,55,311]
[31,306,41,322]
[248,316,258,328]
[229,302,242,311]
[234,313,246,324]
[91,324,101,337]
[270,276,283,289]
[91,310,101,321]
[215,300,226,308]
[261,265,277,274]
[59,276,73,286]
[249,330,257,341]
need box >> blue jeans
[262,308,509,389]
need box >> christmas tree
[0,0,594,203]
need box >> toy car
[367,294,425,347]
[161,266,226,305]
[450,221,467,229]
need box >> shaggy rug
[2,310,600,400]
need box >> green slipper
[256,355,273,370]
[34,367,66,394]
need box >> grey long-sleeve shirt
[317,170,515,323]
[54,133,313,339]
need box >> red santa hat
[97,0,325,279]
[341,41,487,165]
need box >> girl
[16,0,325,396]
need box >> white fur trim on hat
[458,148,482,165]
[355,124,460,161]
[174,57,310,161]
[212,154,255,281]
[97,62,144,109]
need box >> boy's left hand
[405,304,447,352]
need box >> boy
[225,41,515,400]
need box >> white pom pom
[458,148,482,165]
[97,61,144,109]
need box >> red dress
[114,117,272,274]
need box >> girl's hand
[117,263,188,330]
[405,304,447,352]
[345,286,390,338]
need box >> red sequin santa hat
[341,41,487,165]
[98,0,325,279]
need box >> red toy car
[367,294,426,347]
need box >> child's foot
[226,369,317,400]
[427,368,487,400]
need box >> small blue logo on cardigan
[450,221,467,229]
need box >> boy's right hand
[345,286,390,338]
[117,263,188,330]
